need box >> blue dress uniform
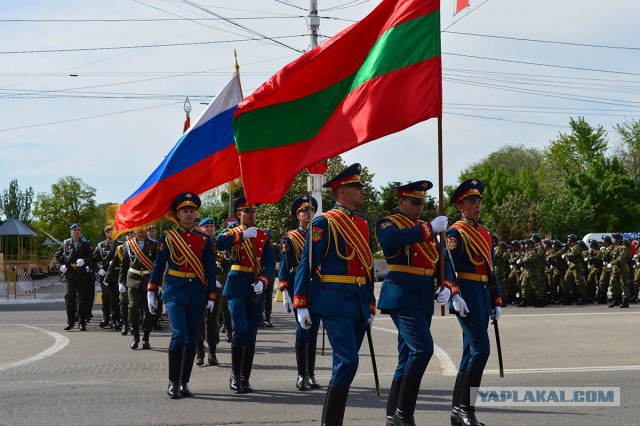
[293,164,376,425]
[279,195,322,391]
[376,181,455,426]
[148,192,217,399]
[445,179,502,426]
[217,195,275,394]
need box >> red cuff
[293,295,308,308]
[208,291,217,301]
[147,282,160,292]
[369,301,376,315]
[278,280,289,291]
[446,280,460,295]
[258,275,268,286]
[494,295,503,307]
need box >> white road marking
[372,326,458,376]
[484,365,640,375]
[0,325,69,371]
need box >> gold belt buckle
[355,277,364,285]
[481,275,488,282]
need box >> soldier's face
[237,207,256,227]
[70,227,81,239]
[136,229,147,240]
[176,207,197,228]
[147,229,157,239]
[341,185,365,207]
[297,207,313,227]
[201,223,216,237]
[398,197,424,221]
[457,196,482,222]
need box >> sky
[1,0,639,206]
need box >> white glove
[491,306,502,323]
[207,300,215,313]
[118,283,126,293]
[216,280,222,288]
[607,263,612,269]
[435,286,451,305]
[452,294,469,317]
[253,281,264,294]
[510,265,514,270]
[368,313,375,330]
[430,216,448,234]
[550,265,554,271]
[283,290,293,312]
[297,308,312,329]
[76,258,85,267]
[147,291,158,312]
[242,227,258,239]
[60,265,68,274]
[86,266,91,273]
[587,264,591,270]
[561,254,566,259]
[157,286,163,295]
[516,259,521,265]
[98,268,106,276]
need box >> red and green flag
[233,0,442,203]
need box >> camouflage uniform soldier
[518,240,544,307]
[546,240,564,304]
[608,233,631,308]
[585,240,603,303]
[494,241,509,302]
[632,249,640,303]
[506,241,522,304]
[598,236,614,304]
[531,233,548,302]
[563,234,588,305]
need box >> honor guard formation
[52,164,638,426]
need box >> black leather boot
[391,375,421,426]
[99,315,111,329]
[208,344,219,366]
[120,322,129,336]
[142,330,151,349]
[450,372,465,425]
[64,314,75,331]
[456,372,485,426]
[78,318,87,331]
[241,346,255,393]
[229,345,245,393]
[130,327,140,349]
[179,349,196,397]
[295,343,308,390]
[608,299,621,308]
[167,349,182,399]
[385,379,402,426]
[196,341,205,366]
[321,385,349,426]
[619,298,629,308]
[306,343,321,389]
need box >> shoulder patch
[282,243,289,252]
[380,221,392,229]
[447,236,458,250]
[312,226,323,242]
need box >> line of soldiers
[495,232,638,308]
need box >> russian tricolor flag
[114,73,243,232]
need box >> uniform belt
[129,268,151,275]
[168,270,197,279]
[456,272,489,282]
[388,265,435,276]
[291,266,297,272]
[231,265,255,273]
[320,274,367,285]
[70,263,79,268]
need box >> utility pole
[308,0,325,214]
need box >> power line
[443,31,640,51]
[0,16,303,22]
[444,111,571,129]
[0,35,307,55]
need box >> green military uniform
[609,234,631,308]
[563,235,587,305]
[585,241,603,302]
[546,242,564,304]
[506,242,522,304]
[519,241,545,307]
[55,224,93,331]
[494,242,508,302]
[119,236,158,348]
[598,237,614,304]
[93,236,122,329]
[632,250,640,303]
[104,243,128,332]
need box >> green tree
[33,176,99,242]
[613,118,640,182]
[2,179,34,223]
[546,116,608,176]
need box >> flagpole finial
[234,49,239,72]
[183,97,192,115]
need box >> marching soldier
[293,163,376,425]
[376,181,452,426]
[585,239,603,303]
[547,240,566,304]
[279,195,322,391]
[608,233,631,308]
[563,234,587,305]
[195,217,223,366]
[519,240,544,307]
[494,241,509,304]
[119,227,157,349]
[55,223,94,331]
[445,178,502,426]
[93,225,122,329]
[105,231,134,333]
[217,195,275,394]
[632,248,640,304]
[506,241,522,305]
[147,192,217,399]
[598,235,614,304]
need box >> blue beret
[199,217,215,226]
[69,223,80,230]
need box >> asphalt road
[0,282,639,425]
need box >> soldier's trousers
[64,270,90,321]
[521,271,543,302]
[633,269,640,300]
[610,269,631,301]
[506,269,519,300]
[263,277,274,319]
[128,286,152,332]
[586,269,601,299]
[294,308,320,344]
[228,293,264,347]
[550,271,563,301]
[598,269,612,300]
[389,310,434,380]
[564,268,586,300]
[198,288,222,347]
[322,314,367,388]
[119,289,129,325]
[101,281,120,322]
